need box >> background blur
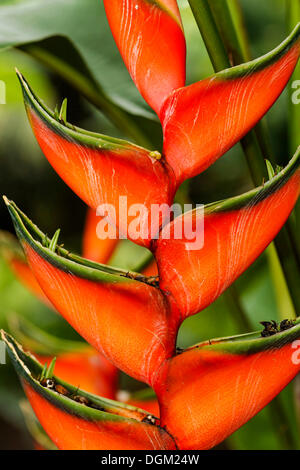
[0,0,299,449]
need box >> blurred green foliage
[0,0,299,450]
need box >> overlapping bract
[154,321,300,449]
[154,148,300,317]
[4,198,178,385]
[4,144,300,394]
[4,0,300,450]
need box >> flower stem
[267,244,296,321]
[226,0,252,61]
[187,0,230,71]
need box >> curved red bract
[104,0,186,115]
[155,342,300,449]
[154,170,300,318]
[24,244,178,385]
[27,111,176,247]
[7,0,300,450]
[24,383,175,450]
[161,44,300,184]
[127,398,159,417]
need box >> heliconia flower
[161,24,300,184]
[154,147,300,318]
[82,209,119,264]
[16,25,300,246]
[1,219,120,398]
[103,0,186,115]
[154,320,300,449]
[3,197,179,385]
[6,0,300,449]
[4,149,300,385]
[1,332,176,450]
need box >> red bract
[19,91,175,247]
[1,332,175,450]
[3,0,300,450]
[155,329,300,449]
[154,152,300,317]
[2,214,158,411]
[161,30,300,183]
[103,0,186,115]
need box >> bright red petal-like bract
[154,320,300,449]
[25,388,173,450]
[154,148,300,318]
[4,198,179,386]
[2,332,176,450]
[2,231,119,399]
[18,72,176,247]
[161,24,300,184]
[104,0,186,115]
